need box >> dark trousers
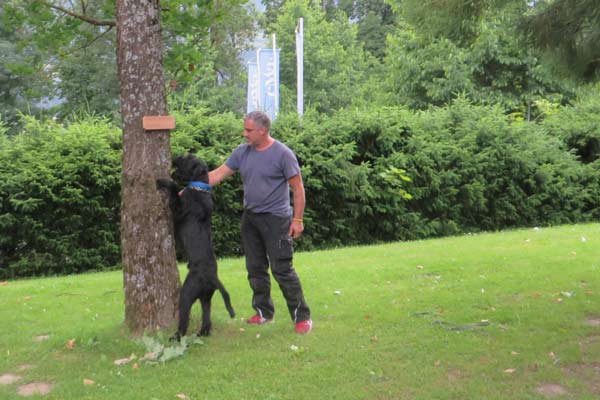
[241,210,310,322]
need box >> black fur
[157,154,235,339]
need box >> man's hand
[209,164,235,186]
[288,220,304,239]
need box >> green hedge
[0,117,121,278]
[170,102,598,254]
[1,100,598,278]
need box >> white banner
[246,48,280,121]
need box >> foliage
[0,4,49,133]
[395,0,600,82]
[542,87,600,163]
[53,27,120,119]
[163,0,257,113]
[284,103,596,242]
[3,0,256,119]
[137,335,204,364]
[384,11,573,114]
[395,0,517,43]
[385,27,475,109]
[398,99,598,233]
[522,0,600,80]
[0,116,121,278]
[2,99,599,276]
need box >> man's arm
[288,174,305,239]
[209,164,235,186]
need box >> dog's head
[172,154,209,184]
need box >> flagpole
[272,33,279,120]
[296,18,304,117]
[256,49,261,110]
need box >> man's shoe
[246,315,273,325]
[295,319,312,334]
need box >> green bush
[0,117,121,278]
[2,101,598,278]
[399,100,597,234]
[542,88,600,163]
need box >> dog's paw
[156,179,171,190]
[198,325,212,337]
[169,332,182,342]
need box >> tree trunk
[116,0,180,335]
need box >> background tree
[0,4,48,132]
[4,0,256,119]
[164,0,257,113]
[336,0,396,60]
[522,0,600,80]
[384,0,573,117]
[269,0,375,114]
[54,26,120,119]
[397,0,600,82]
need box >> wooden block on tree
[143,116,175,131]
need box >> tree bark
[116,0,180,335]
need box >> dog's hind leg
[175,272,200,339]
[198,291,214,336]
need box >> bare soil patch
[446,368,463,383]
[0,373,21,385]
[16,382,53,397]
[535,383,568,397]
[586,317,600,327]
[562,363,600,395]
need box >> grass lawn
[1,224,599,399]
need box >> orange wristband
[293,218,303,223]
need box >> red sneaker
[295,319,312,334]
[246,315,273,325]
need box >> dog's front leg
[156,178,179,194]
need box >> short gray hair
[244,111,271,131]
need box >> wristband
[293,218,303,223]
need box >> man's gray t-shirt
[225,140,301,217]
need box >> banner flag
[246,48,280,121]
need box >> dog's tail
[216,279,235,318]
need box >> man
[209,111,312,334]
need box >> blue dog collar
[188,181,212,192]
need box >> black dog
[157,154,235,339]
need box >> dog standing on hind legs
[157,154,235,339]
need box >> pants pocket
[278,237,294,261]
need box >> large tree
[5,0,180,333]
[115,0,180,334]
[4,0,256,334]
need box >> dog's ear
[191,163,209,183]
[172,155,184,168]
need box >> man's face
[243,119,266,146]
